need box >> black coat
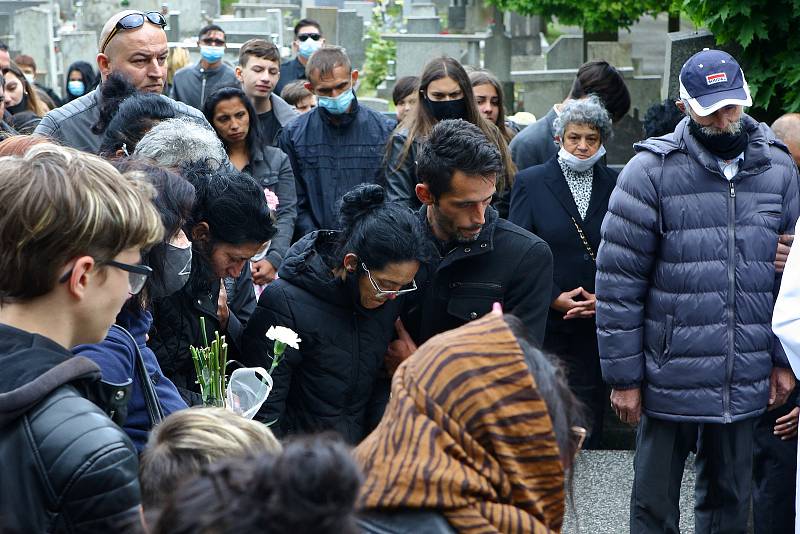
[241,231,399,444]
[0,324,140,533]
[509,155,618,333]
[148,256,257,401]
[402,206,553,346]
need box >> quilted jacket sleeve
[595,153,662,389]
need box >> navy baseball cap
[679,49,752,116]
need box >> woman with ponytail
[242,183,428,444]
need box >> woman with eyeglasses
[242,184,428,444]
[73,159,194,453]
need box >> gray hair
[553,95,613,142]
[134,117,226,168]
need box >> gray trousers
[630,413,755,534]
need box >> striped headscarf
[355,313,565,533]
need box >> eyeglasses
[361,263,417,299]
[59,259,153,295]
[297,33,322,42]
[571,426,587,460]
[200,37,225,46]
[100,11,167,54]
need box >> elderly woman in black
[509,95,616,449]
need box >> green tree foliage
[487,0,676,33]
[681,0,800,112]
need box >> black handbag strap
[570,216,596,263]
[111,324,164,426]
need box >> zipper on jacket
[723,179,736,423]
[200,70,207,107]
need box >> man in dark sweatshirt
[171,24,239,110]
[0,144,163,532]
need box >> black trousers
[544,318,604,448]
[630,414,755,534]
[752,401,797,534]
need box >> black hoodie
[0,323,141,533]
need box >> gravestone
[14,6,57,88]
[305,7,338,42]
[77,0,160,35]
[337,9,364,69]
[166,11,180,42]
[0,12,10,36]
[385,33,482,79]
[213,13,283,46]
[587,41,633,68]
[508,12,542,56]
[447,0,466,31]
[59,31,98,86]
[464,0,491,34]
[316,0,345,9]
[546,34,583,70]
[409,1,436,17]
[661,29,715,100]
[359,96,389,112]
[484,19,512,110]
[343,1,373,24]
[406,16,439,34]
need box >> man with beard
[34,10,205,153]
[595,49,800,533]
[385,119,553,372]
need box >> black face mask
[688,119,749,161]
[7,93,28,115]
[149,244,192,299]
[424,97,468,121]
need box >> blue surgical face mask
[298,39,321,59]
[200,45,225,63]
[67,80,85,97]
[317,87,355,115]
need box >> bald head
[772,113,800,166]
[96,10,168,94]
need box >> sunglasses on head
[100,11,167,53]
[297,33,322,42]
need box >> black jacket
[241,231,398,444]
[148,257,257,400]
[508,107,559,172]
[275,57,306,96]
[358,510,456,533]
[0,324,140,533]
[170,61,240,110]
[402,206,553,346]
[277,97,395,238]
[509,156,617,332]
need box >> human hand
[775,234,794,273]
[552,287,595,319]
[774,407,800,440]
[768,367,796,410]
[611,387,642,426]
[217,280,230,331]
[252,259,278,285]
[564,288,596,320]
[384,318,417,375]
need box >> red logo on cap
[706,73,728,85]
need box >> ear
[65,256,97,300]
[343,253,358,272]
[235,65,244,82]
[303,81,313,93]
[191,222,211,243]
[96,53,111,80]
[554,135,562,145]
[416,183,434,206]
[115,148,125,158]
[351,70,359,84]
[675,100,686,114]
[292,40,299,52]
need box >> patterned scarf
[355,314,565,533]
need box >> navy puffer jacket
[596,115,800,423]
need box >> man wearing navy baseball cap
[595,48,800,533]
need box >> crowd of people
[1,7,800,534]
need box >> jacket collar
[635,114,788,180]
[417,205,498,268]
[542,156,616,222]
